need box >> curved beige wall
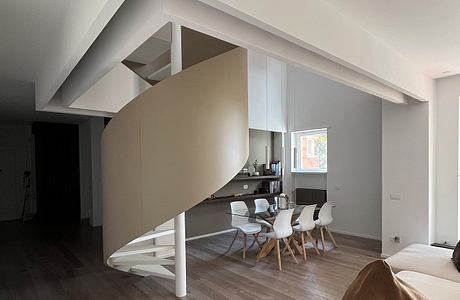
[101,48,248,262]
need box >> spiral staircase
[101,47,249,293]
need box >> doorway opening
[33,122,81,225]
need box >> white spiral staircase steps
[110,242,175,258]
[108,228,176,279]
[101,48,248,283]
[110,255,175,267]
[127,229,175,245]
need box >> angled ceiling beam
[57,0,168,108]
[43,97,114,117]
[53,0,428,113]
[195,0,434,102]
[35,0,126,110]
[162,0,408,104]
[70,63,151,113]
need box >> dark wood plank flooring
[0,221,381,299]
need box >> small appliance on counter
[274,193,296,210]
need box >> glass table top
[227,205,319,223]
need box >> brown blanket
[342,260,427,300]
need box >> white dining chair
[292,204,320,260]
[254,198,270,212]
[228,201,262,258]
[258,209,298,270]
[315,201,337,253]
[254,198,273,230]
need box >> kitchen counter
[200,192,279,205]
[232,175,281,181]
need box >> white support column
[174,213,186,297]
[171,22,187,298]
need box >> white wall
[382,101,430,256]
[435,75,460,245]
[286,66,382,240]
[0,123,36,221]
[78,118,105,226]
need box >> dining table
[227,204,321,260]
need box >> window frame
[291,128,328,174]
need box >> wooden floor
[0,221,381,299]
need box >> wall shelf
[232,175,281,181]
[201,193,279,205]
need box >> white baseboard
[329,228,382,241]
[186,228,381,241]
[380,253,390,258]
[186,229,236,241]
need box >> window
[291,128,327,173]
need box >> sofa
[385,244,460,300]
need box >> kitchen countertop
[200,192,279,205]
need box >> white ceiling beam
[196,0,434,102]
[70,64,151,113]
[57,0,168,108]
[35,0,125,110]
[162,0,408,104]
[43,98,114,118]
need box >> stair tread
[111,254,175,266]
[128,229,175,244]
[130,265,175,280]
[111,243,175,258]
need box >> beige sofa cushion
[386,244,460,283]
[397,271,460,300]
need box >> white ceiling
[0,0,120,121]
[324,0,460,78]
[1,0,459,119]
[0,0,73,82]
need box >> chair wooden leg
[283,238,298,264]
[282,235,295,253]
[320,227,326,254]
[257,238,274,261]
[275,240,282,271]
[226,230,239,253]
[254,233,263,249]
[243,233,247,259]
[325,227,337,248]
[307,231,321,255]
[300,232,307,261]
[291,234,303,255]
[316,228,319,247]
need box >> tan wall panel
[102,48,248,262]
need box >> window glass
[291,128,327,173]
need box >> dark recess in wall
[32,122,81,225]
